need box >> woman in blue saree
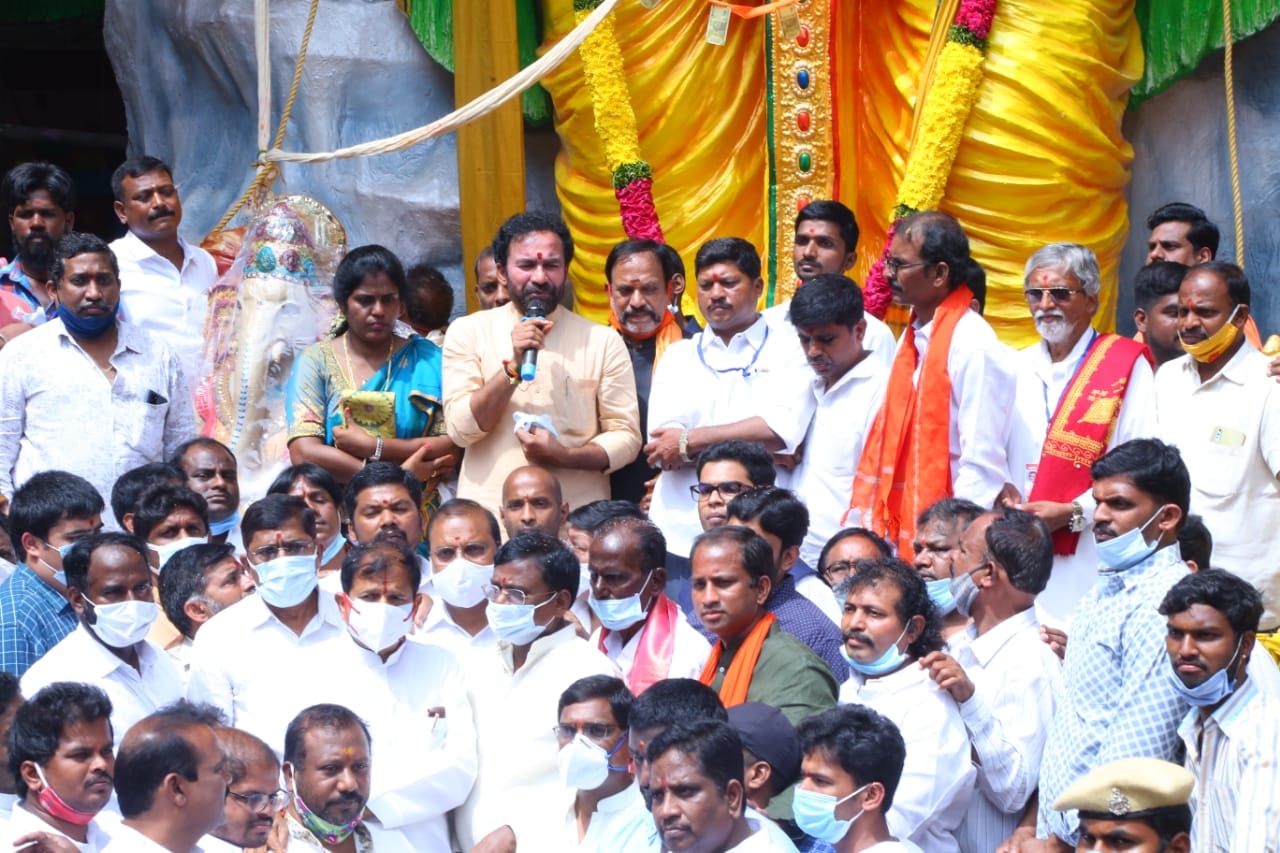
[286,245,457,527]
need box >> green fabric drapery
[400,0,552,126]
[1133,0,1280,103]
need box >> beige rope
[1223,0,1245,266]
[261,0,622,164]
[210,0,323,235]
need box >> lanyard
[697,324,769,378]
[1042,329,1098,423]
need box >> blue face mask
[1166,636,1244,707]
[57,302,115,339]
[253,554,318,608]
[321,534,347,566]
[486,596,557,645]
[925,577,956,616]
[792,783,870,843]
[588,571,654,632]
[209,510,242,537]
[1094,506,1166,571]
[39,540,75,587]
[840,625,910,677]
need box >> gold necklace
[341,334,396,388]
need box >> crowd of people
[0,156,1277,853]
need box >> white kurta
[647,317,813,557]
[1004,330,1157,627]
[185,593,347,755]
[590,608,712,683]
[455,625,619,852]
[791,356,888,567]
[21,625,183,750]
[840,664,976,853]
[904,310,1016,511]
[332,636,478,853]
[1155,345,1280,629]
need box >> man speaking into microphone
[444,211,641,519]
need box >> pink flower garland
[616,178,663,242]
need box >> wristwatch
[1068,501,1085,533]
[678,429,692,464]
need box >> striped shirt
[947,608,1061,853]
[1037,544,1190,843]
[1179,676,1280,852]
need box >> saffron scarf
[600,593,680,696]
[1029,333,1152,555]
[698,612,777,707]
[609,308,684,373]
[849,285,973,556]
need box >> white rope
[261,0,622,165]
[255,0,271,153]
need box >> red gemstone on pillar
[797,27,810,47]
[797,110,811,132]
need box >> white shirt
[100,821,199,853]
[762,300,898,372]
[648,317,814,556]
[590,608,711,683]
[1178,677,1280,852]
[725,816,799,852]
[862,842,925,853]
[196,835,240,853]
[946,609,1061,853]
[0,793,14,838]
[410,599,496,657]
[563,782,656,853]
[1004,330,1157,628]
[185,591,347,755]
[0,318,195,523]
[840,663,975,853]
[331,635,478,853]
[21,625,183,750]
[889,310,1013,511]
[1156,345,1280,629]
[794,573,843,625]
[111,230,217,398]
[7,801,114,852]
[455,624,619,852]
[792,356,888,567]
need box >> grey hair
[1023,242,1101,296]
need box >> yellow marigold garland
[575,1,664,240]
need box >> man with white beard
[1001,243,1156,627]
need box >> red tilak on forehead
[711,272,720,284]
[379,498,393,507]
[807,227,816,235]
[495,574,511,586]
[1185,298,1198,310]
[536,251,543,261]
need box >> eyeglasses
[227,789,289,813]
[481,583,556,606]
[690,481,750,501]
[1024,287,1085,304]
[431,543,492,563]
[884,258,928,276]
[553,723,619,741]
[821,560,857,582]
[247,541,316,563]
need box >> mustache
[1033,310,1066,322]
[842,630,873,646]
[148,207,177,220]
[623,306,660,323]
[85,771,113,787]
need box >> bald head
[500,465,568,539]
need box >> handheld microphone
[520,299,551,382]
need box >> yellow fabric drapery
[539,0,1143,347]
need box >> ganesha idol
[195,196,347,500]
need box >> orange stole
[608,308,684,373]
[698,612,777,707]
[849,286,974,555]
[1029,333,1153,555]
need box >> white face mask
[253,554,318,608]
[558,733,625,791]
[486,597,556,645]
[87,599,160,648]
[344,598,414,654]
[150,536,209,572]
[430,559,492,608]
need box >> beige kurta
[442,302,641,514]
